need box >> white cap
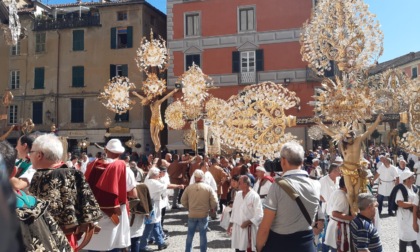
[105,139,125,154]
[256,166,266,173]
[400,170,415,182]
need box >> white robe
[84,167,137,250]
[230,190,263,251]
[252,178,272,197]
[377,164,399,196]
[189,171,217,191]
[396,185,418,241]
[325,189,350,250]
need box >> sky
[46,0,419,64]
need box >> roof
[370,51,420,75]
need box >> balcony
[240,71,256,84]
[33,15,101,31]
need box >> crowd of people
[2,132,420,252]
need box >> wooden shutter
[127,26,133,48]
[32,102,43,124]
[72,66,84,87]
[232,51,240,73]
[122,64,128,77]
[71,99,84,123]
[256,49,264,72]
[34,67,44,89]
[111,28,116,49]
[110,64,116,79]
[73,30,84,51]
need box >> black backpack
[388,184,418,213]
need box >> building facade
[0,0,166,155]
[166,0,322,152]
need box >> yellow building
[0,0,166,155]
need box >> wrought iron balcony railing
[33,15,101,31]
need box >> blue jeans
[377,194,391,214]
[139,223,165,249]
[185,217,208,252]
[131,236,141,252]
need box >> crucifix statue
[133,88,179,153]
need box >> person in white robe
[325,177,353,251]
[372,157,399,215]
[228,175,263,251]
[189,161,217,192]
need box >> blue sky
[47,0,419,63]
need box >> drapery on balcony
[33,15,101,31]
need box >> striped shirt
[350,214,382,252]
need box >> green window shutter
[122,64,128,77]
[110,64,116,79]
[32,102,43,124]
[256,49,264,72]
[127,26,133,48]
[73,30,84,51]
[111,28,116,49]
[232,51,240,73]
[34,67,44,89]
[71,99,84,123]
[72,66,84,87]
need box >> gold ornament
[142,73,167,101]
[164,100,186,130]
[218,81,300,159]
[99,76,136,115]
[311,75,381,126]
[301,0,383,75]
[308,125,324,140]
[177,63,213,107]
[125,138,137,148]
[135,29,169,73]
[21,118,35,134]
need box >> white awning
[55,6,90,14]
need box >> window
[35,32,46,53]
[32,102,43,124]
[9,70,20,89]
[110,64,128,78]
[115,111,129,122]
[117,11,127,21]
[241,51,255,73]
[11,41,20,55]
[71,99,84,123]
[110,26,133,49]
[412,67,418,79]
[72,66,84,87]
[73,30,84,51]
[185,13,200,37]
[239,7,255,32]
[34,67,45,89]
[8,105,17,124]
[185,54,200,69]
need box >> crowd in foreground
[1,133,420,252]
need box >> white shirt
[189,171,217,191]
[144,178,167,223]
[377,164,399,196]
[252,178,272,197]
[396,185,418,241]
[319,175,339,214]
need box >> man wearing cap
[182,169,218,252]
[253,166,274,199]
[395,170,420,251]
[373,157,399,216]
[398,159,411,184]
[84,138,138,251]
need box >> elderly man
[252,166,273,199]
[84,139,138,252]
[309,158,322,180]
[140,167,184,252]
[182,169,218,252]
[256,142,320,252]
[350,193,383,252]
[228,175,263,252]
[373,157,399,216]
[28,134,102,251]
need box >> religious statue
[133,88,179,153]
[388,128,399,148]
[0,125,15,141]
[316,114,383,213]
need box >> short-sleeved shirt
[263,169,320,234]
[350,214,382,252]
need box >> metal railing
[33,16,101,31]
